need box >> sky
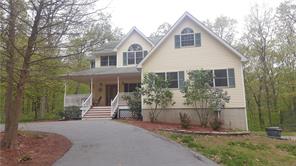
[98,0,285,36]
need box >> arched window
[123,43,148,65]
[181,28,194,34]
[180,27,194,46]
[128,44,142,51]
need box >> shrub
[139,73,174,123]
[179,112,191,129]
[181,70,230,127]
[122,90,142,120]
[210,117,224,131]
[60,106,81,120]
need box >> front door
[106,84,118,106]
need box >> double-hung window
[155,71,185,89]
[100,55,117,66]
[207,69,235,88]
[175,27,201,48]
[123,44,148,65]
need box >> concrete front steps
[82,106,111,120]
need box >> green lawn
[159,131,296,166]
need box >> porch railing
[64,94,90,107]
[81,93,92,117]
[110,92,119,118]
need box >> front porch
[62,67,141,119]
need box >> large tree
[150,22,171,37]
[0,0,100,149]
[204,16,237,45]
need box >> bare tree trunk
[1,0,17,149]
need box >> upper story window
[123,44,148,66]
[90,60,95,68]
[101,55,116,66]
[175,27,201,48]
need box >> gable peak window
[128,44,142,51]
[175,27,201,48]
[123,43,148,65]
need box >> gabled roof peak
[138,11,247,67]
[114,26,154,50]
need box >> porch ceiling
[61,67,141,83]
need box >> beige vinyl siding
[117,31,153,67]
[142,17,246,109]
[95,57,101,68]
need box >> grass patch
[276,144,296,156]
[160,132,296,166]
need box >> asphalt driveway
[3,120,217,166]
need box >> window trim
[123,50,146,65]
[180,27,195,47]
[155,71,181,89]
[208,69,235,88]
[100,55,117,67]
[180,32,195,47]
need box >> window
[206,69,235,88]
[136,51,143,64]
[128,44,142,51]
[128,52,135,64]
[175,27,201,48]
[90,60,95,68]
[167,72,178,88]
[155,71,184,89]
[123,44,147,65]
[100,55,116,66]
[101,56,108,66]
[124,83,141,92]
[181,28,194,46]
[214,69,228,87]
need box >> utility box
[266,127,282,138]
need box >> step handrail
[81,93,92,117]
[110,92,119,117]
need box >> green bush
[210,117,224,131]
[61,106,81,120]
[179,112,191,129]
[122,90,142,120]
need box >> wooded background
[0,0,295,131]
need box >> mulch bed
[120,119,250,136]
[120,119,227,132]
[0,131,72,166]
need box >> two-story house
[63,12,248,130]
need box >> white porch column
[90,77,93,105]
[117,76,120,93]
[90,77,93,94]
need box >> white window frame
[156,71,180,89]
[180,33,195,47]
[101,55,116,67]
[210,69,232,88]
[124,50,146,65]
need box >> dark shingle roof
[92,36,163,54]
[63,66,140,77]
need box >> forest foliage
[0,0,295,132]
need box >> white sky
[98,0,284,36]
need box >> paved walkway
[2,120,217,166]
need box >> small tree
[182,70,230,127]
[122,89,142,120]
[139,73,174,122]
